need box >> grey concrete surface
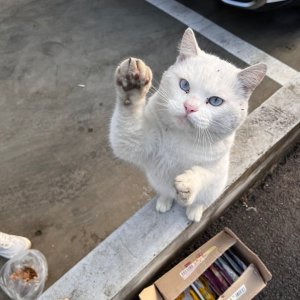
[160,142,300,300]
[0,0,281,294]
[0,0,33,14]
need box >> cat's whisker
[156,108,169,113]
[193,128,200,148]
[152,78,169,95]
[170,101,182,112]
[152,84,170,100]
[152,89,170,103]
[210,120,234,132]
[157,87,170,98]
[157,92,170,103]
[150,81,169,97]
[152,78,161,85]
[201,129,209,159]
[155,102,168,108]
[205,128,214,159]
[197,129,204,145]
[203,128,213,158]
[158,96,170,104]
[155,101,169,109]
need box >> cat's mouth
[176,114,196,129]
[176,115,191,126]
[175,114,210,132]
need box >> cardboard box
[139,228,272,300]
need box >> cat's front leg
[156,195,174,213]
[110,58,152,165]
[174,166,212,222]
[175,167,204,206]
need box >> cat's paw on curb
[174,171,198,206]
[156,196,173,213]
[115,57,152,104]
[186,205,203,222]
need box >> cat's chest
[148,132,212,170]
[148,125,232,169]
[160,139,199,164]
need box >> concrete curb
[39,74,300,300]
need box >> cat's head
[157,28,266,140]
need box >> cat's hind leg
[175,166,212,222]
[156,196,174,213]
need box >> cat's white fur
[109,28,266,222]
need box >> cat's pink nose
[184,101,198,114]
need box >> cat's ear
[177,28,201,61]
[237,63,267,96]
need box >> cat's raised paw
[115,57,152,103]
[174,170,198,206]
[156,196,173,213]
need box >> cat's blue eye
[179,79,190,93]
[207,96,224,106]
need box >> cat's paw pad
[156,196,173,213]
[174,171,198,205]
[186,205,203,222]
[115,58,152,101]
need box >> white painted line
[40,74,300,300]
[146,0,299,86]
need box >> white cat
[109,28,266,222]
